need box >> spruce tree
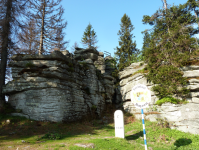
[81,23,98,49]
[140,30,151,61]
[53,27,68,51]
[115,13,139,71]
[142,2,199,99]
[18,20,39,54]
[28,0,68,55]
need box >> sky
[61,0,190,57]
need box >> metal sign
[130,84,151,109]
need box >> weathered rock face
[3,47,116,122]
[119,60,199,135]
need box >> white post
[114,110,125,138]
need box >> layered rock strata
[119,60,199,135]
[3,47,115,122]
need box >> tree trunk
[194,8,199,46]
[39,0,46,55]
[0,0,12,111]
[163,0,170,34]
[163,0,167,10]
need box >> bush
[155,96,188,106]
[39,132,63,140]
[91,105,97,110]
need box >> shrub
[139,62,143,66]
[25,62,36,68]
[39,132,63,140]
[96,69,102,79]
[68,63,73,67]
[155,96,188,106]
[68,67,74,72]
[91,105,97,110]
[78,61,89,70]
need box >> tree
[142,2,199,100]
[0,0,28,111]
[139,30,151,62]
[81,23,98,49]
[0,0,13,111]
[114,13,139,71]
[70,42,79,54]
[53,27,68,51]
[28,0,68,55]
[186,0,199,45]
[17,19,39,54]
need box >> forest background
[0,0,199,111]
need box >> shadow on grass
[0,112,115,143]
[125,131,143,141]
[174,138,192,148]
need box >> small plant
[80,56,85,61]
[146,105,158,112]
[91,105,97,110]
[156,117,170,128]
[68,63,73,67]
[40,132,63,140]
[152,105,157,111]
[124,112,133,117]
[15,109,22,113]
[130,68,149,77]
[78,61,89,70]
[25,62,36,68]
[139,62,143,66]
[155,96,188,106]
[68,67,74,72]
[96,70,102,79]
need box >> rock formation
[3,47,116,122]
[119,59,199,134]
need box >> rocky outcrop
[3,47,116,122]
[119,59,199,135]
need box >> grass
[0,110,199,150]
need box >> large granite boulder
[124,102,199,135]
[3,48,116,122]
[119,59,199,135]
[74,46,99,62]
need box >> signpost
[114,110,125,138]
[131,84,151,150]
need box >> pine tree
[114,13,139,71]
[28,0,68,55]
[186,0,199,45]
[142,2,199,99]
[81,23,98,49]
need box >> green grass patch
[0,111,199,149]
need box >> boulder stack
[3,48,116,123]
